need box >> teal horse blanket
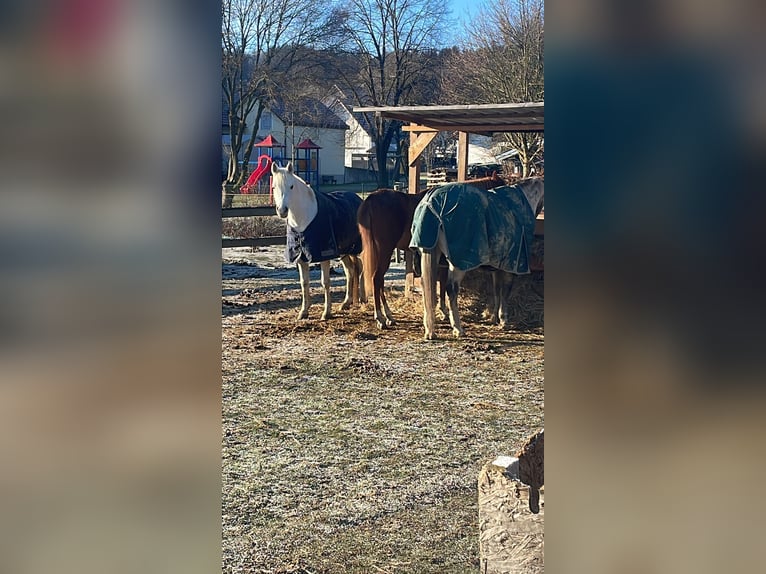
[409,182,535,274]
[285,191,362,263]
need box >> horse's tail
[357,198,377,298]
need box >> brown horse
[358,174,504,329]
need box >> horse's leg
[339,255,355,310]
[484,270,502,324]
[320,260,333,320]
[297,260,311,320]
[340,256,351,309]
[497,272,515,329]
[379,246,397,327]
[437,266,449,322]
[373,281,386,329]
[381,288,395,327]
[420,245,440,340]
[445,265,466,338]
[369,243,395,329]
[373,263,390,329]
[372,287,384,329]
[357,257,367,304]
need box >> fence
[223,204,543,250]
[222,206,286,249]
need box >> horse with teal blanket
[410,178,544,339]
[271,162,365,320]
[357,174,504,330]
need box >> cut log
[478,436,544,573]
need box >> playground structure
[294,138,322,189]
[237,135,327,202]
[239,135,287,200]
[239,154,272,195]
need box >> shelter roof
[352,102,544,134]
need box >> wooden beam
[222,206,276,218]
[401,124,439,132]
[457,131,469,182]
[412,123,544,134]
[408,130,438,166]
[408,131,423,195]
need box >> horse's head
[520,177,545,216]
[270,161,317,231]
[271,161,296,219]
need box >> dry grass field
[222,246,544,573]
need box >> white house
[324,87,375,170]
[223,96,348,186]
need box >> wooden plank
[222,236,286,248]
[222,206,276,218]
[401,124,439,132]
[408,131,438,166]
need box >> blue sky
[444,0,484,45]
[450,0,482,19]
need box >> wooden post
[457,131,469,182]
[478,456,544,573]
[405,128,434,296]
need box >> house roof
[270,96,348,131]
[352,102,544,134]
[325,88,377,136]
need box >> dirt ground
[222,246,544,573]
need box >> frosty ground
[222,246,543,573]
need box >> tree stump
[478,456,544,573]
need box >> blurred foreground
[0,2,220,573]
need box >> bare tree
[443,0,544,176]
[332,0,448,188]
[221,0,335,206]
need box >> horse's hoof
[452,329,464,338]
[321,313,332,320]
[424,331,437,341]
[376,320,386,330]
[297,310,309,320]
[340,301,351,310]
[385,318,395,327]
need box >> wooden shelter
[353,102,543,192]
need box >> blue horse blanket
[285,190,363,263]
[409,182,535,274]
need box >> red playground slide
[239,155,273,194]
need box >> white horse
[415,178,544,339]
[271,162,365,320]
